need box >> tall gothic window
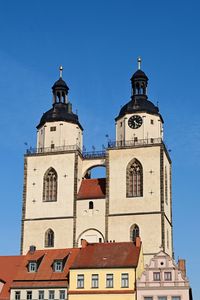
[45,228,54,247]
[127,159,143,197]
[43,168,57,202]
[130,224,140,242]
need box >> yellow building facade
[68,239,144,300]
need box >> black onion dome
[52,78,69,91]
[37,102,83,130]
[115,97,162,121]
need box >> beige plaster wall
[37,121,83,149]
[25,153,75,219]
[108,146,161,214]
[22,218,73,254]
[108,214,162,257]
[116,113,163,142]
[76,198,106,245]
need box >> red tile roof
[11,248,80,288]
[77,178,106,199]
[0,255,24,300]
[71,242,141,269]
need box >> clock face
[128,115,143,129]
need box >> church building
[21,59,173,263]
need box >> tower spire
[59,65,63,78]
[137,57,142,70]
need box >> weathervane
[59,65,63,78]
[137,57,142,70]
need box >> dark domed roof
[37,102,83,130]
[131,69,148,80]
[115,97,163,121]
[52,78,69,90]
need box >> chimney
[29,245,36,254]
[178,259,186,278]
[135,236,141,248]
[81,239,88,248]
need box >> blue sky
[0,0,199,297]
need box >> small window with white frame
[26,291,32,300]
[164,271,172,281]
[49,290,55,300]
[121,273,129,288]
[91,274,99,288]
[53,260,63,272]
[15,291,21,300]
[144,297,153,300]
[158,297,167,300]
[50,126,56,132]
[153,272,160,281]
[28,261,37,272]
[106,274,113,288]
[59,290,65,300]
[77,274,84,288]
[172,297,181,300]
[38,290,44,300]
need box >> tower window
[151,119,154,124]
[45,229,54,248]
[127,159,143,197]
[89,201,94,209]
[130,224,140,242]
[43,168,57,202]
[50,126,56,131]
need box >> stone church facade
[21,60,173,263]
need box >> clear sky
[0,0,199,298]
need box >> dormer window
[28,261,37,272]
[54,260,63,272]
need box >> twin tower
[21,61,173,263]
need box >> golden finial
[59,65,63,78]
[137,57,142,70]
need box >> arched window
[43,168,57,202]
[130,224,140,242]
[127,159,143,197]
[89,201,94,209]
[45,229,54,247]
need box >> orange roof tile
[72,242,141,269]
[77,178,106,200]
[12,248,80,284]
[0,256,24,300]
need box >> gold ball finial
[137,57,142,70]
[59,65,63,78]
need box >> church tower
[21,60,173,264]
[107,58,173,262]
[21,67,83,253]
